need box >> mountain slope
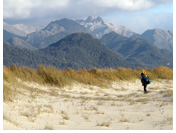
[13,24,44,34]
[101,32,173,69]
[7,37,37,50]
[4,42,43,67]
[26,18,92,49]
[101,31,128,50]
[140,29,173,51]
[3,42,64,68]
[40,33,137,69]
[106,23,136,38]
[3,22,27,37]
[4,33,140,69]
[43,18,91,33]
[3,30,25,42]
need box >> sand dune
[3,79,173,130]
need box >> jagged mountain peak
[85,16,104,24]
[76,16,136,38]
[86,16,95,22]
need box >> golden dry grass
[4,65,173,86]
[3,84,14,102]
[3,65,173,102]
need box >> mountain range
[4,33,138,70]
[3,16,173,70]
[4,16,173,52]
[101,32,173,69]
[25,18,91,49]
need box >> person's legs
[144,84,147,93]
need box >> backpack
[141,73,151,84]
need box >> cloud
[92,0,154,11]
[3,0,173,19]
[3,0,69,19]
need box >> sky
[3,0,173,33]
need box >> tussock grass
[3,65,173,92]
[153,66,173,79]
[3,66,16,83]
[3,84,14,102]
[6,65,43,84]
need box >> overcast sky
[3,0,173,33]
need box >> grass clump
[9,65,42,83]
[38,65,71,87]
[153,66,173,79]
[3,66,16,83]
[3,84,14,102]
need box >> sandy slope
[3,79,173,130]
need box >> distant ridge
[101,32,173,69]
[139,29,173,51]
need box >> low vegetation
[3,65,172,101]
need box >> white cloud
[75,0,172,11]
[3,0,69,19]
[4,0,33,18]
[93,0,154,11]
[3,0,173,19]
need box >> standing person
[141,70,151,93]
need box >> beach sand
[3,79,173,130]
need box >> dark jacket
[141,73,149,86]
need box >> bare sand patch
[3,79,173,130]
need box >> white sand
[3,79,173,130]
